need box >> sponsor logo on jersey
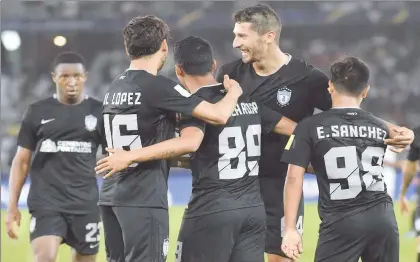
[39,139,92,153]
[277,86,292,107]
[85,115,97,132]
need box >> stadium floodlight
[53,36,67,47]
[1,30,21,51]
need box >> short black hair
[233,4,281,42]
[52,52,86,71]
[123,15,169,60]
[173,36,213,76]
[330,56,370,96]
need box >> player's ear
[175,64,184,77]
[212,59,217,72]
[361,85,370,99]
[266,31,276,44]
[51,71,57,83]
[327,80,334,94]
[161,39,168,53]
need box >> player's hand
[399,194,410,216]
[385,127,415,153]
[5,207,21,239]
[95,148,134,179]
[281,229,303,260]
[223,75,243,97]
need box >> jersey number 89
[218,124,261,180]
[103,114,142,167]
[324,146,386,200]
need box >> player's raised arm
[6,107,37,239]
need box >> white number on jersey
[324,146,386,200]
[218,124,261,179]
[104,114,142,167]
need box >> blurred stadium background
[1,1,419,261]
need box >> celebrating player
[281,56,400,262]
[217,4,414,261]
[5,52,104,262]
[400,126,420,261]
[97,16,244,262]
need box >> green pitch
[1,204,415,262]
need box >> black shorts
[175,206,266,262]
[315,201,399,262]
[100,206,169,262]
[259,176,304,257]
[29,209,101,255]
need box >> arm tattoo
[287,176,297,185]
[148,150,177,161]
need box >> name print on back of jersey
[316,124,387,141]
[103,92,142,106]
[232,102,259,116]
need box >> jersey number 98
[324,146,386,200]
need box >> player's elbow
[184,138,201,153]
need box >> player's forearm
[129,137,199,163]
[284,165,305,230]
[8,158,30,208]
[401,160,418,196]
[273,117,297,136]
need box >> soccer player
[98,16,244,262]
[281,56,399,262]
[5,52,103,262]
[217,4,414,261]
[96,35,296,262]
[399,126,420,261]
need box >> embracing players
[281,56,400,262]
[96,16,248,262]
[97,35,296,262]
[217,4,414,261]
[5,52,103,262]
[400,126,420,261]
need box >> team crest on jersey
[277,86,292,107]
[85,115,97,132]
[163,238,169,258]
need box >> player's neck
[129,57,160,76]
[332,96,362,109]
[253,47,289,76]
[56,94,84,105]
[184,75,219,94]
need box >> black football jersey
[17,95,104,214]
[281,108,392,226]
[407,126,420,161]
[217,56,332,177]
[99,69,203,209]
[179,84,281,217]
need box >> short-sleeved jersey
[17,95,104,214]
[99,69,203,209]
[281,108,392,226]
[217,57,332,177]
[179,83,282,218]
[407,126,420,161]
